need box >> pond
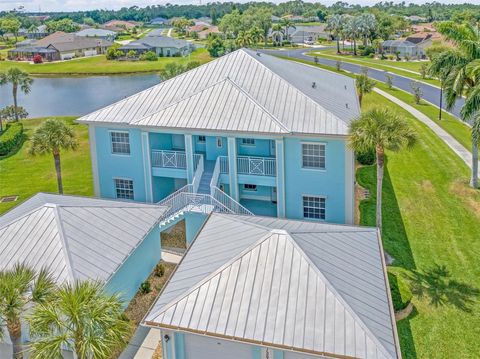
[0,74,161,118]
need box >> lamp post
[439,79,443,121]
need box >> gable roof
[77,49,359,136]
[143,214,399,359]
[76,28,116,37]
[120,36,190,50]
[0,193,166,284]
[35,31,113,51]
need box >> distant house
[150,17,168,26]
[198,26,220,40]
[405,15,428,23]
[290,25,329,44]
[26,24,49,39]
[405,32,435,52]
[119,35,193,57]
[103,20,140,30]
[76,28,117,41]
[282,14,319,23]
[271,15,281,22]
[8,32,113,61]
[381,39,423,58]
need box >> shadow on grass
[408,264,479,313]
[396,306,419,359]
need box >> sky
[0,0,473,12]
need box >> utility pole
[439,80,443,121]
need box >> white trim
[302,194,327,221]
[88,126,100,197]
[275,139,286,218]
[141,132,153,203]
[301,141,326,171]
[113,177,135,201]
[109,130,131,156]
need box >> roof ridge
[243,49,349,128]
[288,231,395,358]
[51,206,77,283]
[0,204,46,230]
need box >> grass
[359,91,480,358]
[0,117,93,215]
[0,48,212,75]
[309,48,440,87]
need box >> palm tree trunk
[471,140,478,188]
[8,319,23,359]
[53,151,63,194]
[12,83,18,122]
[376,147,384,231]
[353,37,357,56]
[336,37,340,54]
[358,92,363,106]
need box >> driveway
[260,48,465,120]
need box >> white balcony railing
[219,156,229,174]
[151,150,186,169]
[192,154,204,193]
[237,156,276,177]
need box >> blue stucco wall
[184,212,208,245]
[237,138,274,157]
[239,184,273,201]
[205,136,228,161]
[105,226,161,304]
[152,176,176,202]
[284,137,346,223]
[150,133,173,150]
[194,135,207,153]
[95,126,147,202]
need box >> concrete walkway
[120,326,160,359]
[374,88,477,170]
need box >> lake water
[0,74,161,118]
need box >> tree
[243,7,272,47]
[236,30,252,48]
[355,72,375,105]
[172,17,192,36]
[206,33,226,57]
[385,74,393,89]
[159,61,200,80]
[106,43,124,60]
[326,14,345,54]
[29,119,78,194]
[0,68,33,122]
[358,13,376,46]
[247,27,263,47]
[218,9,243,38]
[28,281,130,359]
[410,81,423,104]
[349,108,417,230]
[429,21,480,187]
[46,18,80,33]
[0,264,56,359]
[280,18,295,41]
[0,17,21,43]
[0,105,28,132]
[345,16,362,56]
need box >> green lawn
[0,48,212,75]
[360,91,480,358]
[309,49,440,87]
[0,117,93,215]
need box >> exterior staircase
[197,160,215,194]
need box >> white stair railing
[211,186,254,216]
[210,156,222,191]
[192,154,204,193]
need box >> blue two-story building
[78,49,360,225]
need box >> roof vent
[346,103,349,109]
[312,82,316,89]
[344,85,347,90]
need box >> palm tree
[326,14,345,54]
[0,68,33,122]
[236,30,253,48]
[247,27,263,48]
[29,119,78,194]
[271,24,284,46]
[0,264,56,359]
[356,72,376,105]
[280,18,295,42]
[429,21,480,188]
[358,13,376,47]
[345,16,362,56]
[349,108,417,230]
[28,281,131,359]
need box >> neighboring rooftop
[33,31,113,51]
[76,28,117,37]
[0,193,166,284]
[78,49,360,136]
[143,214,399,359]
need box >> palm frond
[461,85,480,122]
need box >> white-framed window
[114,178,134,200]
[303,195,326,220]
[198,135,206,143]
[216,137,223,148]
[110,131,130,155]
[244,184,257,191]
[241,138,256,146]
[302,143,325,169]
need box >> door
[270,140,276,156]
[171,134,185,150]
[271,187,277,203]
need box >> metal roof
[120,36,191,51]
[76,28,116,37]
[0,193,166,284]
[77,49,359,136]
[143,214,399,359]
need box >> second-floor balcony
[151,150,202,170]
[219,156,276,177]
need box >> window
[241,138,256,146]
[110,131,130,155]
[244,184,257,191]
[115,178,134,200]
[303,196,325,220]
[302,143,325,169]
[216,137,223,148]
[198,135,206,143]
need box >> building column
[174,333,185,359]
[345,146,355,224]
[275,139,286,218]
[141,131,153,203]
[227,137,239,201]
[185,134,195,184]
[88,126,100,197]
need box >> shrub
[0,123,23,156]
[106,44,124,60]
[410,81,423,104]
[140,51,158,61]
[335,60,342,72]
[360,46,375,57]
[140,281,151,294]
[154,263,165,277]
[388,270,413,312]
[368,53,375,58]
[356,149,375,165]
[0,105,28,122]
[385,74,393,89]
[33,54,43,64]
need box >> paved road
[261,48,465,120]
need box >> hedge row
[0,122,23,156]
[388,269,413,312]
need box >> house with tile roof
[78,49,360,232]
[143,213,401,359]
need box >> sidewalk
[119,326,160,359]
[374,88,478,170]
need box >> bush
[106,44,124,60]
[140,281,151,294]
[0,123,23,156]
[140,51,158,61]
[154,263,165,277]
[0,106,28,121]
[368,53,375,58]
[356,149,375,165]
[388,270,413,312]
[33,54,43,64]
[360,46,375,57]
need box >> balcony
[151,150,202,178]
[237,156,276,177]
